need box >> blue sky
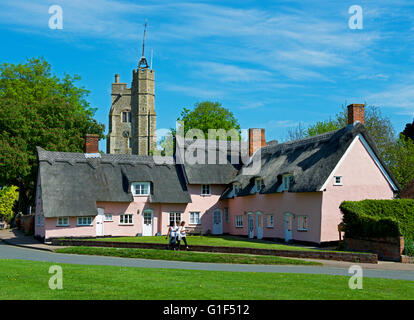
[1,0,413,151]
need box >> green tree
[287,105,395,160]
[305,119,340,137]
[0,186,19,223]
[401,120,414,141]
[177,101,240,139]
[0,58,105,208]
[384,135,414,191]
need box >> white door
[248,214,254,238]
[284,213,293,242]
[142,211,153,236]
[256,213,263,240]
[96,208,104,236]
[212,209,223,235]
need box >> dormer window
[233,183,241,195]
[282,174,294,191]
[131,182,150,195]
[254,178,264,192]
[201,184,211,196]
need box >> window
[201,184,211,196]
[36,215,44,226]
[120,214,133,225]
[131,182,150,195]
[224,208,229,223]
[233,183,241,195]
[282,174,294,191]
[236,215,243,228]
[190,212,200,224]
[105,214,113,222]
[267,215,274,228]
[122,111,131,123]
[334,176,342,186]
[77,216,92,226]
[57,217,69,226]
[169,212,182,226]
[298,215,308,231]
[255,178,264,192]
[128,137,132,148]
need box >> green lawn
[81,235,330,252]
[55,246,322,266]
[0,259,412,299]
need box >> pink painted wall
[43,184,227,239]
[227,192,323,243]
[320,137,395,242]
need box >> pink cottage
[34,104,399,245]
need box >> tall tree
[0,58,105,209]
[401,120,414,141]
[384,135,414,191]
[177,101,240,140]
[287,105,395,160]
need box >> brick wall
[51,238,378,263]
[344,236,404,261]
[20,214,34,235]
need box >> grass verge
[0,259,412,299]
[75,235,332,252]
[55,246,322,266]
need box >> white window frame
[77,216,93,226]
[57,217,69,227]
[236,215,243,228]
[131,182,150,196]
[189,212,201,225]
[297,215,308,231]
[282,174,294,191]
[233,183,241,195]
[334,176,342,186]
[169,212,182,226]
[254,178,264,192]
[224,207,229,223]
[119,214,133,225]
[267,215,274,228]
[104,214,113,222]
[36,215,44,226]
[201,184,211,196]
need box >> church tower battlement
[107,23,156,155]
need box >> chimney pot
[85,134,100,153]
[114,74,120,83]
[347,104,365,125]
[248,128,266,156]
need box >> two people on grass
[166,221,189,250]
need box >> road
[0,242,413,280]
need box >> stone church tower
[107,26,156,155]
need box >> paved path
[0,243,413,281]
[0,229,62,251]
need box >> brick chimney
[248,128,266,156]
[347,104,365,125]
[114,74,120,83]
[85,134,99,153]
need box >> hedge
[339,199,414,239]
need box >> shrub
[404,237,414,257]
[340,199,414,239]
[0,185,19,223]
